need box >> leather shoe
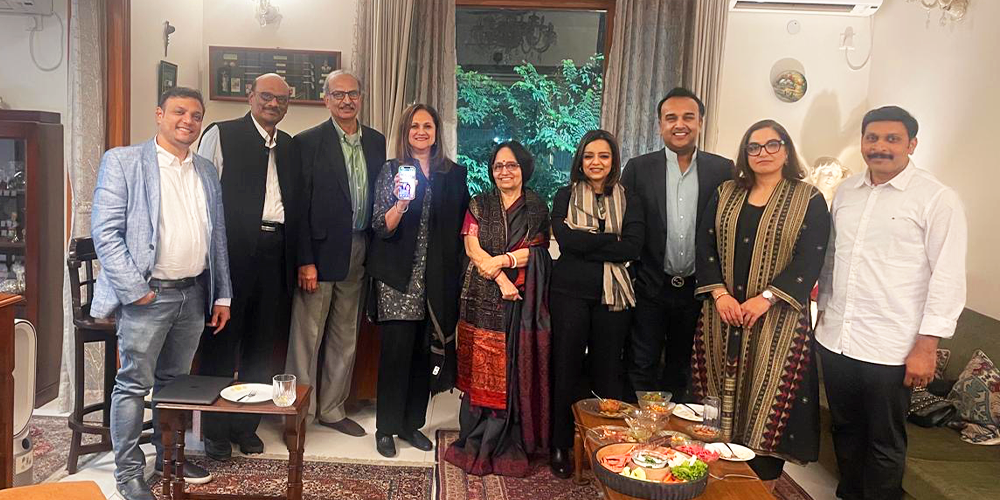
[319,417,366,437]
[550,447,573,479]
[233,432,265,454]
[204,437,232,461]
[375,431,397,458]
[154,460,213,485]
[116,477,155,500]
[399,429,433,451]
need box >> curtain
[353,0,415,158]
[684,0,729,153]
[408,0,458,160]
[58,0,106,412]
[601,0,727,162]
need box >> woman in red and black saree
[444,141,552,477]
[692,120,830,488]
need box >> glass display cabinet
[0,110,64,407]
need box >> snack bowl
[592,443,709,500]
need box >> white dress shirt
[816,162,967,365]
[152,142,209,281]
[198,114,285,222]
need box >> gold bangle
[713,290,730,301]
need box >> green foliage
[456,55,604,205]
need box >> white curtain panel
[353,0,415,158]
[58,0,106,412]
[684,0,730,154]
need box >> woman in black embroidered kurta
[692,120,830,484]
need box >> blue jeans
[110,283,205,484]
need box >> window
[456,1,613,204]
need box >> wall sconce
[163,21,175,57]
[253,0,282,28]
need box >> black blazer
[294,119,386,281]
[620,149,733,298]
[203,113,299,295]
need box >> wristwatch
[761,289,778,305]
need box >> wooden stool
[65,237,151,474]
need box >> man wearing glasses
[196,73,299,459]
[285,69,386,436]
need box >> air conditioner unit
[0,0,53,16]
[729,0,882,16]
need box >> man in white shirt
[91,87,233,500]
[196,74,299,460]
[816,106,967,500]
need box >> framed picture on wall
[157,61,178,101]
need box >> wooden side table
[572,401,775,500]
[156,384,312,500]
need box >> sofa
[817,308,1000,500]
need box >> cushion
[903,457,1000,500]
[947,350,1000,445]
[936,348,951,380]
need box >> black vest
[206,113,295,293]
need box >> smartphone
[398,165,417,201]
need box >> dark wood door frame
[106,0,130,150]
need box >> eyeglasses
[326,90,361,101]
[256,92,290,105]
[746,139,785,157]
[492,161,521,173]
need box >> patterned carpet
[147,456,434,500]
[435,430,605,500]
[436,429,814,500]
[28,414,101,484]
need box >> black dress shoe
[204,437,232,461]
[375,431,397,458]
[233,432,265,454]
[399,429,433,451]
[318,417,367,437]
[116,477,155,500]
[154,460,214,485]
[550,447,573,479]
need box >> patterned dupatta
[692,179,815,458]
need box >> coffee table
[157,384,312,500]
[572,401,775,500]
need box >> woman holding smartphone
[367,103,469,458]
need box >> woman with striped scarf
[548,130,645,478]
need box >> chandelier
[470,11,557,62]
[907,0,970,26]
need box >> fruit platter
[593,443,709,499]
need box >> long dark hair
[395,103,450,173]
[733,119,805,190]
[488,140,535,187]
[569,129,621,195]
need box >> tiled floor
[41,390,841,500]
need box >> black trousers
[199,229,291,441]
[550,291,631,449]
[627,276,700,400]
[819,344,911,500]
[376,319,431,435]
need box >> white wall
[0,1,69,119]
[130,0,204,144]
[715,11,872,173]
[868,0,1000,318]
[130,0,357,142]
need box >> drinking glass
[272,374,296,407]
[702,395,722,442]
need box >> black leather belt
[149,276,198,289]
[261,221,284,232]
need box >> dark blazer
[203,113,298,295]
[294,119,386,282]
[620,148,733,299]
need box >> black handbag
[908,388,958,427]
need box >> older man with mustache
[816,106,967,500]
[196,73,300,459]
[285,70,386,436]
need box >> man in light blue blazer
[91,87,232,500]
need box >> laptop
[151,375,234,405]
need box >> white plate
[706,442,756,462]
[673,403,704,422]
[220,383,272,404]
